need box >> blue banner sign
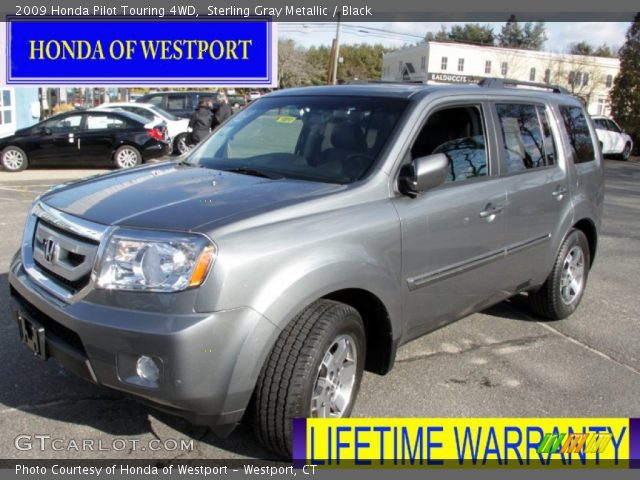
[6,19,275,85]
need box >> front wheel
[528,229,590,320]
[114,146,141,169]
[1,146,28,171]
[621,142,631,161]
[252,300,366,457]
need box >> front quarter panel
[195,198,403,338]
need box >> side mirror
[40,127,52,136]
[399,153,448,197]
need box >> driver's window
[43,115,83,133]
[411,105,488,183]
[227,108,304,159]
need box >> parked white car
[96,102,191,154]
[592,116,633,160]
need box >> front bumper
[9,257,278,427]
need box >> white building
[382,42,619,116]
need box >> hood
[40,162,345,233]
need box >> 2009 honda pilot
[9,80,604,456]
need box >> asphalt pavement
[0,160,638,461]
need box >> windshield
[150,105,179,121]
[185,96,408,184]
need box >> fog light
[136,355,160,383]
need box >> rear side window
[167,94,191,111]
[496,104,554,174]
[559,106,595,164]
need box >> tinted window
[187,96,407,184]
[412,105,488,182]
[42,114,83,133]
[559,106,595,164]
[594,118,608,129]
[145,95,163,107]
[606,119,621,133]
[167,95,191,110]
[496,104,551,174]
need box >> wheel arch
[573,218,598,267]
[323,288,396,375]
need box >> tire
[621,142,631,161]
[252,299,366,457]
[529,229,590,320]
[114,145,142,169]
[1,146,28,172]
[174,133,191,155]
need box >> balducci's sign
[4,19,276,86]
[428,72,479,84]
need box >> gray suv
[9,81,604,456]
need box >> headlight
[96,229,215,292]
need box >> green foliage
[277,39,389,87]
[569,41,617,57]
[424,23,494,45]
[610,13,640,153]
[498,15,547,50]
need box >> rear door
[392,101,510,336]
[166,94,193,118]
[75,113,128,164]
[494,102,572,289]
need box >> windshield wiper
[223,167,283,180]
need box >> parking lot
[0,159,639,461]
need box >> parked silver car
[9,80,604,457]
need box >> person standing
[212,94,232,130]
[188,99,213,145]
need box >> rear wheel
[114,146,141,169]
[529,229,590,320]
[174,133,191,155]
[1,146,28,172]
[252,300,366,457]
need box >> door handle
[552,186,568,198]
[479,204,504,219]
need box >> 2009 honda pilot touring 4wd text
[9,80,604,456]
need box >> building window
[606,74,613,88]
[544,69,551,83]
[458,58,464,72]
[530,67,536,82]
[575,72,583,86]
[441,56,448,71]
[582,73,589,86]
[485,60,492,74]
[501,62,508,76]
[597,98,606,115]
[0,89,13,126]
[568,71,575,85]
[420,56,426,71]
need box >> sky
[278,22,630,53]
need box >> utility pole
[331,13,341,85]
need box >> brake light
[147,127,164,141]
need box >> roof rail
[349,80,425,85]
[478,77,569,94]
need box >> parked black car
[136,91,222,118]
[0,110,170,172]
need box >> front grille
[34,259,91,293]
[11,286,87,356]
[32,219,99,295]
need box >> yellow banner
[298,418,629,468]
